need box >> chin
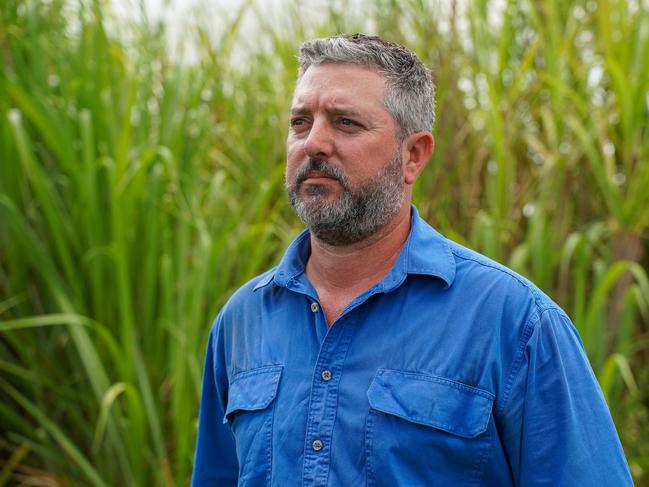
[302,186,338,199]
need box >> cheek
[284,163,296,187]
[285,142,298,174]
[285,152,303,186]
[286,137,304,162]
[343,146,384,180]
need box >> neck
[306,203,412,293]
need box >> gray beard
[286,153,404,246]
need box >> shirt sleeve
[499,307,633,486]
[191,322,238,486]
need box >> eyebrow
[290,105,366,119]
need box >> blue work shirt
[192,206,632,486]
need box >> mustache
[295,159,349,188]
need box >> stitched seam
[406,242,454,277]
[266,402,275,487]
[365,411,376,487]
[368,407,486,438]
[365,407,492,484]
[320,320,358,487]
[231,365,283,383]
[496,310,539,420]
[497,307,571,422]
[252,267,277,292]
[302,327,340,486]
[226,366,282,420]
[469,419,493,485]
[377,369,495,399]
[449,247,562,312]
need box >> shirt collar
[253,205,456,292]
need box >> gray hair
[298,33,435,141]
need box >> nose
[303,118,333,159]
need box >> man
[192,34,632,486]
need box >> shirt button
[321,370,332,381]
[310,302,320,313]
[312,439,324,451]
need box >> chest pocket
[365,368,494,487]
[224,365,282,487]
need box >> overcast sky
[109,0,335,63]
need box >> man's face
[285,63,405,246]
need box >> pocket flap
[223,365,283,423]
[367,369,494,438]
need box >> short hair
[298,33,435,141]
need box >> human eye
[289,117,310,132]
[338,117,361,130]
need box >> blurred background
[1,0,648,485]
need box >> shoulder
[442,237,577,352]
[441,241,589,416]
[446,238,560,316]
[210,267,278,330]
[229,267,277,306]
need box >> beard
[285,152,405,246]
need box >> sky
[108,0,331,61]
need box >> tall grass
[1,0,648,485]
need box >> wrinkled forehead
[290,63,388,109]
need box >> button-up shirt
[192,206,632,486]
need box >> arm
[499,308,633,486]
[191,324,238,487]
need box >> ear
[402,131,434,185]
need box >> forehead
[291,63,388,113]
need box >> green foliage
[0,0,648,484]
